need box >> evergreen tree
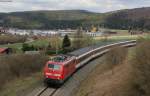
[62,35,71,49]
[22,43,29,52]
[47,43,52,50]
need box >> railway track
[38,87,57,96]
[27,86,57,96]
[27,40,136,96]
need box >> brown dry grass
[105,46,128,75]
[131,40,150,96]
[75,47,135,96]
[75,57,135,96]
[0,34,26,44]
[0,54,48,89]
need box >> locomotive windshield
[49,55,67,62]
[48,64,60,70]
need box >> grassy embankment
[74,48,132,96]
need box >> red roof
[0,48,7,53]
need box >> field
[0,38,50,52]
[0,32,146,53]
[0,43,22,50]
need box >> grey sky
[0,0,150,13]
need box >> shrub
[22,43,37,52]
[0,54,48,88]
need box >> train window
[48,64,60,70]
[50,56,67,62]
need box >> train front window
[48,64,60,70]
[50,56,67,62]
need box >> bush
[22,43,37,52]
[0,54,48,88]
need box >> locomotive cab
[44,61,64,84]
[44,55,75,84]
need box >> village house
[0,48,12,54]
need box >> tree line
[104,12,150,31]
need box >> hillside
[104,7,150,30]
[0,10,103,29]
[0,7,150,30]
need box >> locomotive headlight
[53,74,61,76]
[46,73,52,75]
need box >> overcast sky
[0,0,150,13]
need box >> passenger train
[43,40,136,85]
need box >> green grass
[0,43,23,53]
[143,34,150,39]
[108,35,139,40]
[0,43,22,48]
[29,39,50,47]
[0,39,51,53]
[97,34,150,42]
[109,29,129,33]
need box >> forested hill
[1,7,150,30]
[104,7,150,30]
[0,10,103,29]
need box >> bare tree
[49,35,61,54]
[72,28,84,49]
[72,27,94,49]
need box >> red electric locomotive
[44,40,137,85]
[44,55,76,84]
